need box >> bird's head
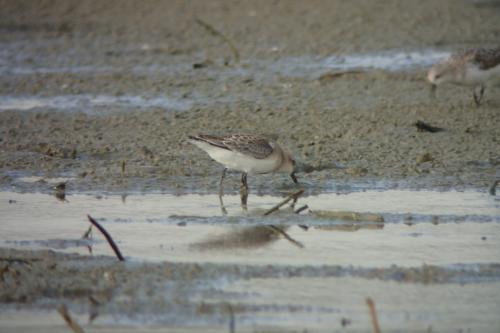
[276,147,298,183]
[427,61,456,86]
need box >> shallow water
[0,43,448,76]
[259,50,450,78]
[0,94,193,112]
[0,47,450,113]
[1,190,499,266]
[1,189,500,332]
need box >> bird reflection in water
[190,225,303,250]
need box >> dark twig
[489,179,499,196]
[294,205,309,214]
[87,215,124,261]
[266,225,304,248]
[366,297,381,333]
[57,304,85,333]
[82,225,93,256]
[263,189,304,216]
[81,226,92,239]
[195,18,240,64]
[296,202,310,231]
[414,120,444,133]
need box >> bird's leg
[240,172,248,210]
[219,168,227,215]
[473,84,485,107]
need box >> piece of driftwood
[87,215,124,261]
[263,189,304,216]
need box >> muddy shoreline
[2,247,500,332]
[0,0,499,194]
[1,189,500,331]
[1,1,500,332]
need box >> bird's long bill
[290,172,298,184]
[430,84,437,99]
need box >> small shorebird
[427,47,500,106]
[189,134,297,211]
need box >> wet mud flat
[1,0,500,332]
[1,248,500,333]
[0,1,499,193]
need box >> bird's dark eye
[435,74,442,80]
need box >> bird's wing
[189,134,231,150]
[221,134,274,159]
[473,47,500,70]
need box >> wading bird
[427,47,500,106]
[189,133,297,212]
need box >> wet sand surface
[0,0,499,192]
[1,0,500,332]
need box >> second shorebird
[189,134,297,210]
[427,47,500,106]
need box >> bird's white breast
[464,63,500,85]
[192,140,280,174]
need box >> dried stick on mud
[366,297,381,333]
[195,18,240,64]
[87,215,125,261]
[57,304,85,333]
[263,189,304,216]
